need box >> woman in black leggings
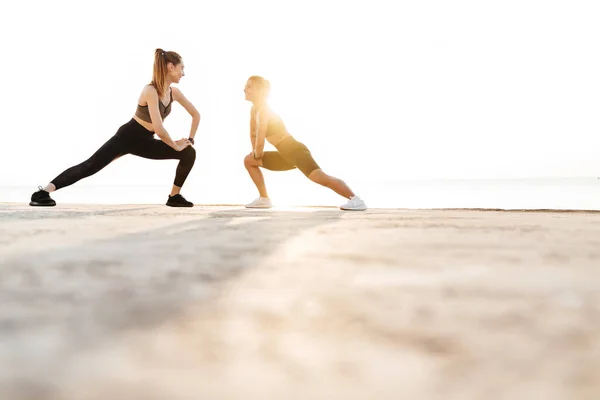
[30,49,200,208]
[243,76,367,211]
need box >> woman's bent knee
[181,146,196,163]
[244,153,259,168]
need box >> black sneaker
[30,186,56,207]
[166,194,194,208]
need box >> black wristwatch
[188,137,195,145]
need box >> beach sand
[1,203,599,399]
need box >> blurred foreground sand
[1,204,599,399]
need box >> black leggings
[50,119,196,190]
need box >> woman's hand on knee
[175,138,192,151]
[244,152,262,167]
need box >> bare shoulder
[171,86,182,98]
[144,84,159,95]
[140,84,158,101]
[172,86,193,103]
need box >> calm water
[3,177,600,210]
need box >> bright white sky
[1,0,599,205]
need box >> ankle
[171,185,182,196]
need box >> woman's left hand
[175,138,192,150]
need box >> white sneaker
[245,197,273,209]
[340,196,367,211]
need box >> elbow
[154,126,168,139]
[192,111,201,121]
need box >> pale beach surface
[1,203,599,399]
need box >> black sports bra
[135,88,173,123]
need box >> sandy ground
[1,203,599,400]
